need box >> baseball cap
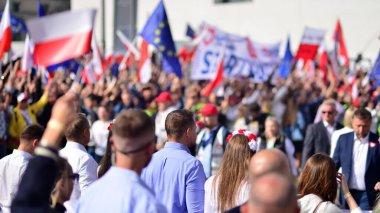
[155,91,172,103]
[198,103,218,116]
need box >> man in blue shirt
[142,109,206,213]
[76,109,166,213]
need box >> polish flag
[201,52,224,96]
[138,39,151,83]
[91,35,105,78]
[26,9,96,67]
[0,0,12,59]
[333,20,349,67]
[318,44,330,82]
[295,27,325,62]
[21,35,34,72]
[81,63,97,85]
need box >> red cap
[198,103,218,116]
[155,91,172,103]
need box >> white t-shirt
[204,175,249,213]
[90,120,111,156]
[0,150,33,213]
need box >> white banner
[191,24,280,83]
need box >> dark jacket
[301,121,343,167]
[333,132,380,208]
[259,134,287,154]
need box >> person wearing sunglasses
[50,158,77,213]
[302,99,343,169]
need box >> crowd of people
[0,50,380,213]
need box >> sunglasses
[322,111,334,115]
[66,173,79,181]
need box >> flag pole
[8,0,12,78]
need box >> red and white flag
[201,52,224,96]
[318,43,330,82]
[295,27,325,62]
[138,39,151,83]
[0,0,12,59]
[21,35,34,72]
[27,9,96,66]
[333,20,349,67]
[91,35,105,78]
[81,63,97,85]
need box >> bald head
[249,172,298,213]
[250,149,292,180]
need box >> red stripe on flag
[0,27,11,59]
[138,39,151,83]
[334,20,349,67]
[33,30,92,66]
[202,58,224,97]
[295,44,319,62]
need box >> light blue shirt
[142,142,206,213]
[76,166,167,213]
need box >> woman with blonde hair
[260,116,297,176]
[298,153,361,213]
[204,129,258,213]
[50,157,77,213]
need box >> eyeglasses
[322,111,334,115]
[66,173,79,181]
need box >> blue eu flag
[0,12,27,34]
[277,36,293,79]
[140,1,182,78]
[369,51,380,87]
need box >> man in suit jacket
[333,108,380,210]
[302,99,343,167]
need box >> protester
[259,116,297,175]
[59,113,98,212]
[142,109,206,213]
[154,91,177,149]
[0,124,44,213]
[224,149,294,213]
[302,99,343,167]
[333,108,380,210]
[244,103,268,136]
[204,130,257,213]
[81,94,99,125]
[77,109,166,212]
[89,104,112,162]
[8,83,51,149]
[113,90,135,114]
[298,153,361,213]
[249,149,293,179]
[248,172,298,213]
[195,103,229,178]
[50,158,77,213]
